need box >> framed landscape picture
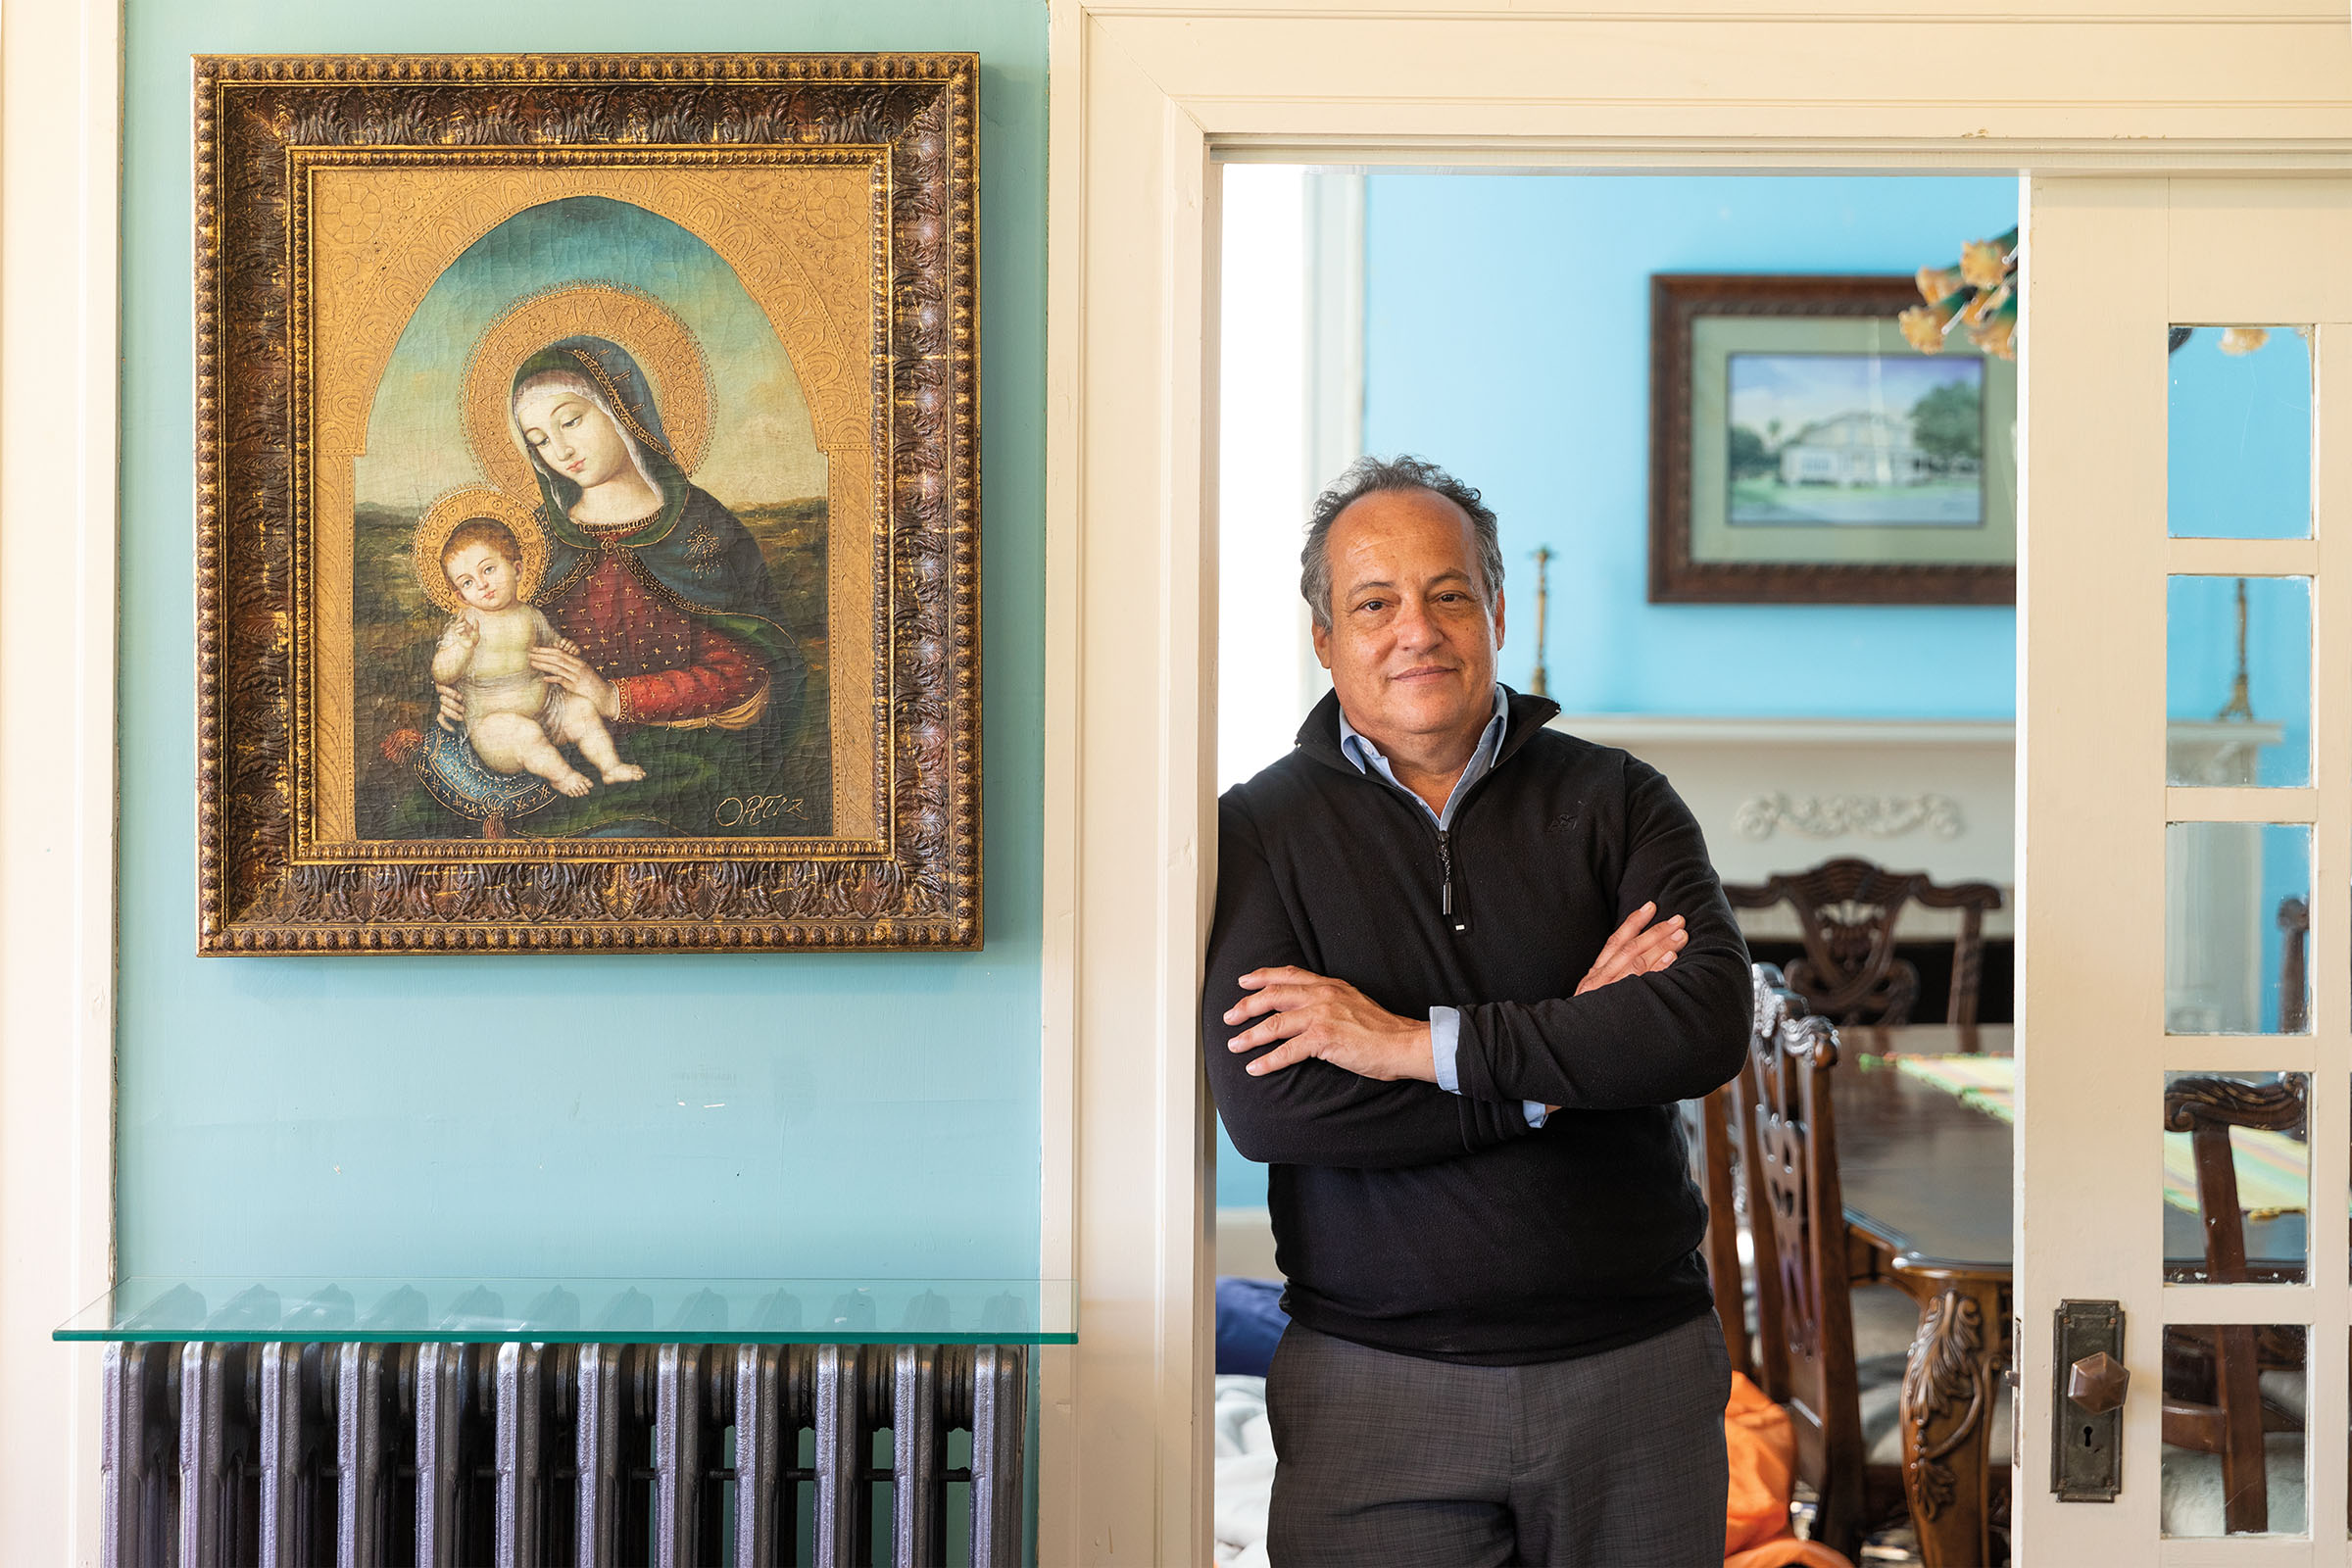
[195,54,981,953]
[1648,273,2016,605]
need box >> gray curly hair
[1299,455,1504,632]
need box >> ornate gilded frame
[195,54,981,953]
[1649,272,2016,606]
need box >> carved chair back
[2278,896,2310,1034]
[1738,965,1870,1557]
[1682,1083,1753,1382]
[2160,1074,2310,1536]
[1726,857,2005,1029]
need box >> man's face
[1310,487,1504,751]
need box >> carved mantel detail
[1734,792,1965,842]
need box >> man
[1203,455,1751,1567]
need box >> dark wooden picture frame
[196,54,981,953]
[1648,273,2016,606]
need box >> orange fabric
[1724,1371,1855,1568]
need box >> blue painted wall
[1363,172,2021,719]
[119,3,1046,1282]
[1218,172,2022,1214]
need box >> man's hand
[1223,967,1438,1082]
[1577,902,1685,995]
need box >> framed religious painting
[1648,273,2016,605]
[194,55,980,953]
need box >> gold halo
[461,283,712,504]
[413,486,551,614]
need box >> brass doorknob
[2067,1350,2130,1415]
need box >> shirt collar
[1336,684,1509,827]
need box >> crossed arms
[1221,903,1687,1087]
[1202,764,1752,1170]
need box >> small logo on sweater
[1546,811,1578,834]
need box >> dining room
[1206,162,2322,1567]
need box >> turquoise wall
[119,2,1047,1281]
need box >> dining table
[1831,1024,2015,1568]
[1829,1023,2307,1567]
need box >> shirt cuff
[1433,1005,1545,1125]
[1429,1005,1462,1093]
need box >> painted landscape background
[1727,351,1985,527]
[352,496,829,839]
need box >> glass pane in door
[2164,822,2311,1034]
[2160,1324,2308,1538]
[2169,325,2313,539]
[2165,575,2311,786]
[2161,1069,2309,1285]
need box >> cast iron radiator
[97,1340,1026,1568]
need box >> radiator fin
[494,1342,546,1567]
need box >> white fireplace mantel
[1549,714,2017,940]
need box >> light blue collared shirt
[1336,686,1548,1130]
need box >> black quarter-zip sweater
[1204,686,1752,1365]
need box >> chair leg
[2214,1324,2269,1535]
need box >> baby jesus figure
[429,516,645,799]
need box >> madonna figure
[425,334,825,838]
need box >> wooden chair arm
[1906,878,2005,913]
[2164,1075,2307,1135]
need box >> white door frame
[0,0,121,1560]
[1042,4,2352,1563]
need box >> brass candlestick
[1529,545,1553,698]
[2216,576,2255,722]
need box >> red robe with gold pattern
[543,550,765,725]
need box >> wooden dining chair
[1726,857,2005,1029]
[1682,1083,1753,1381]
[1737,966,1906,1560]
[2159,1074,2310,1537]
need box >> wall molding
[1558,714,2015,748]
[1296,168,1359,705]
[1734,791,1967,842]
[1551,712,2014,892]
[1300,168,1364,502]
[1078,6,2333,21]
[0,0,122,1554]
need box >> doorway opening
[1211,165,2028,1566]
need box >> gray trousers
[1264,1311,1731,1568]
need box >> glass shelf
[57,1276,1075,1346]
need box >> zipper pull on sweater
[1438,829,1468,934]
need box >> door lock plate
[2051,1298,2126,1501]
